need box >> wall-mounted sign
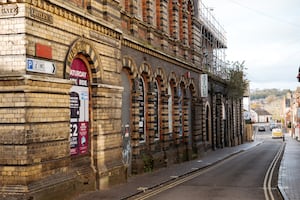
[0,4,18,18]
[26,58,56,74]
[200,74,208,98]
[36,43,52,59]
[30,7,53,24]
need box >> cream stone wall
[0,0,124,198]
[0,75,72,188]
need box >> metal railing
[203,57,230,80]
[198,1,229,80]
[198,1,227,47]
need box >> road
[133,125,284,200]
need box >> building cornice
[122,36,202,74]
[19,0,123,41]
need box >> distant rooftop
[253,108,272,116]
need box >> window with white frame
[168,83,173,138]
[178,85,183,138]
[154,80,160,140]
[138,77,146,143]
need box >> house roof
[253,108,272,116]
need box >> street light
[297,66,300,82]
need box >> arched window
[168,83,173,139]
[222,103,226,120]
[206,105,210,142]
[154,80,160,140]
[137,77,146,143]
[178,84,183,138]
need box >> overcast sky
[201,0,300,91]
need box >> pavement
[74,135,300,200]
[278,134,300,200]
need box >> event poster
[69,58,89,156]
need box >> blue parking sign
[27,59,33,70]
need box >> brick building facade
[0,0,244,199]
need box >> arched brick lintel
[122,56,138,78]
[64,38,103,84]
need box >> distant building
[288,87,300,139]
[251,109,272,123]
[264,97,284,122]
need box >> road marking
[137,187,148,192]
[132,153,241,200]
[130,144,263,200]
[263,142,286,200]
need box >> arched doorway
[121,69,132,175]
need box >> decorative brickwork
[65,38,102,84]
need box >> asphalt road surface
[136,128,284,200]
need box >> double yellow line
[263,142,285,200]
[132,154,240,200]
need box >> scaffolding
[198,1,227,47]
[198,1,229,80]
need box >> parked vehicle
[258,126,266,132]
[269,123,277,131]
[272,128,283,138]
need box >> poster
[70,58,89,156]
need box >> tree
[227,61,248,99]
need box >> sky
[201,0,300,91]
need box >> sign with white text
[200,74,208,98]
[26,58,56,74]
